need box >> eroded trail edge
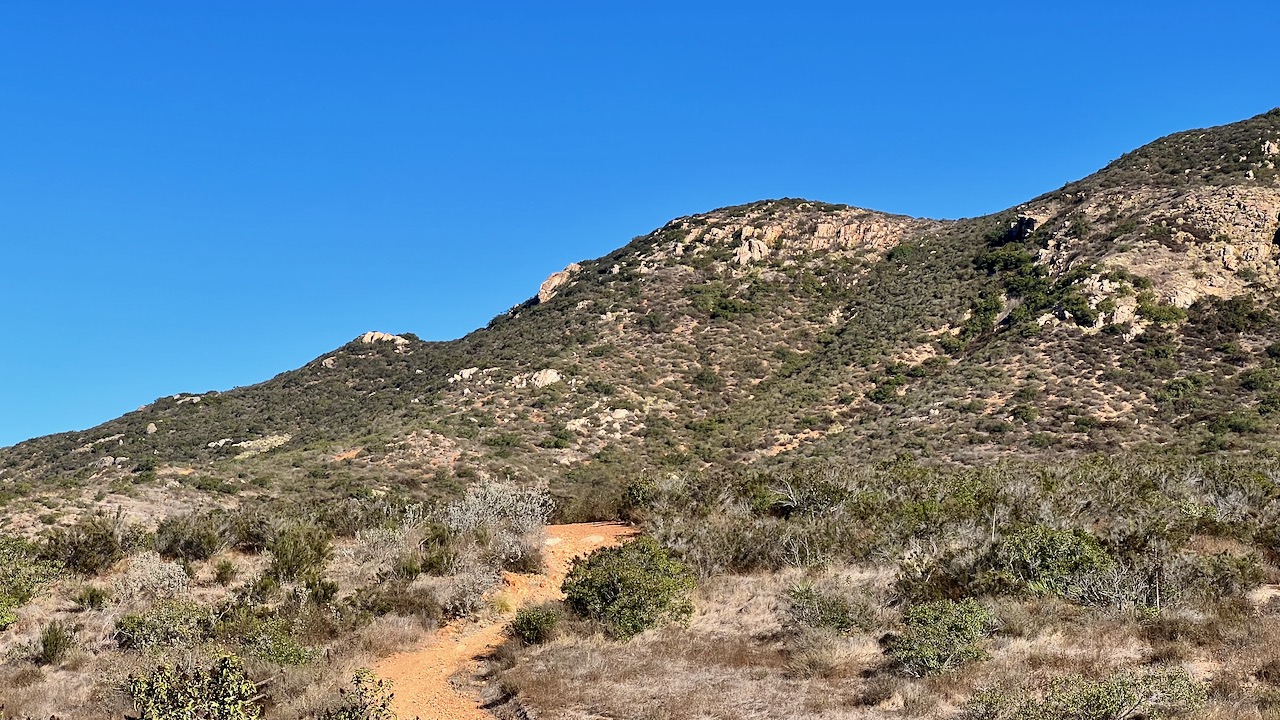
[372,522,637,720]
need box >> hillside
[4,110,1280,529]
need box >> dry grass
[489,563,1280,720]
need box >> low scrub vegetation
[489,454,1280,719]
[0,480,551,718]
[562,537,696,639]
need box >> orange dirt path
[372,522,637,720]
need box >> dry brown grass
[487,563,1280,720]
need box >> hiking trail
[372,522,636,720]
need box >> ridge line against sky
[2,0,1278,447]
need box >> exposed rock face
[734,238,769,264]
[358,331,409,346]
[449,367,479,383]
[145,423,157,435]
[641,201,944,272]
[530,369,562,388]
[511,368,563,389]
[1055,185,1280,309]
[538,263,582,303]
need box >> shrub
[784,580,875,634]
[1181,551,1264,602]
[0,535,62,630]
[349,583,443,627]
[215,558,239,586]
[73,585,109,611]
[42,510,145,575]
[155,512,225,562]
[317,668,396,720]
[113,552,190,601]
[127,654,261,720]
[993,525,1115,599]
[562,537,695,639]
[115,599,209,650]
[243,618,315,666]
[444,481,552,572]
[268,524,332,581]
[964,666,1207,719]
[507,602,562,644]
[889,598,993,676]
[227,510,273,553]
[443,563,499,618]
[34,620,76,666]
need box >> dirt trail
[373,522,637,720]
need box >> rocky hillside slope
[4,109,1280,526]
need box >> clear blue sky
[2,1,1277,447]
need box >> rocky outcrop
[538,263,582,303]
[643,201,944,270]
[734,238,769,264]
[358,331,409,346]
[511,368,563,389]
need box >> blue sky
[2,1,1277,447]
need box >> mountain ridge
[4,108,1280,528]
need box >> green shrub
[42,510,146,575]
[993,525,1115,598]
[214,558,239,586]
[127,654,261,720]
[349,583,443,627]
[244,618,315,666]
[562,537,695,639]
[73,585,109,611]
[0,535,62,630]
[1182,551,1264,602]
[784,580,875,634]
[34,620,77,665]
[155,512,225,562]
[115,599,209,650]
[507,602,562,644]
[1137,294,1188,325]
[267,524,332,581]
[889,598,993,676]
[964,666,1206,719]
[317,668,396,720]
[226,510,273,553]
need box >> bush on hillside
[267,524,332,581]
[127,654,261,720]
[0,535,62,630]
[114,599,210,650]
[155,512,225,562]
[992,525,1115,599]
[562,537,695,639]
[507,602,563,645]
[316,668,396,720]
[41,510,148,575]
[34,620,77,666]
[783,580,875,634]
[889,598,994,676]
[445,480,552,573]
[964,666,1207,720]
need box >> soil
[372,522,636,719]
